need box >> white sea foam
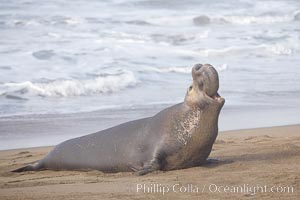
[198,43,294,57]
[142,64,227,74]
[47,32,62,38]
[6,15,83,28]
[151,31,209,45]
[147,15,194,26]
[265,44,293,55]
[63,17,82,25]
[96,31,150,44]
[0,70,138,97]
[220,15,291,25]
[194,10,300,25]
[252,30,289,41]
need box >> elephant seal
[13,64,225,175]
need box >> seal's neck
[184,103,221,141]
[174,105,202,146]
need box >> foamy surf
[193,10,300,25]
[139,65,227,74]
[0,70,138,97]
[1,0,300,117]
[198,43,294,57]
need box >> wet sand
[0,125,299,199]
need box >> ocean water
[0,0,300,149]
[1,0,300,116]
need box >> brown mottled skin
[12,64,225,175]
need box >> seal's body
[13,64,225,175]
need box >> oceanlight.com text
[136,183,294,196]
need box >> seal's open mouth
[205,92,224,104]
[188,83,224,105]
[208,92,221,100]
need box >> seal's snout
[194,64,202,71]
[192,64,203,77]
[192,63,213,74]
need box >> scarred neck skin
[182,95,224,138]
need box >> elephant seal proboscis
[13,64,225,175]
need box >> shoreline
[1,103,299,150]
[0,124,299,199]
[0,124,298,152]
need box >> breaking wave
[193,10,300,25]
[0,70,138,97]
[198,43,294,57]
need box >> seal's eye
[189,86,193,91]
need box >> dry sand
[0,125,299,200]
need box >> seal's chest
[174,109,201,146]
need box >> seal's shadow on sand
[203,143,300,169]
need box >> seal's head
[185,64,225,109]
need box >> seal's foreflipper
[136,166,158,176]
[136,159,161,176]
[11,161,43,172]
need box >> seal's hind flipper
[11,165,34,172]
[11,162,42,172]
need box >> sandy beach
[0,125,299,200]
